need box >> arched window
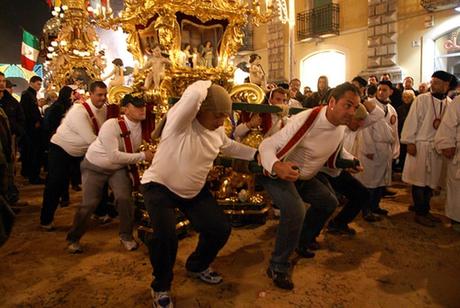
[300,50,345,90]
[434,28,460,79]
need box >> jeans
[257,173,337,273]
[325,171,370,223]
[67,159,135,242]
[40,144,82,225]
[368,186,384,213]
[142,182,231,292]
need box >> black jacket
[20,87,41,132]
[0,90,25,137]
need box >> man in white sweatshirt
[66,94,154,253]
[140,81,257,308]
[258,82,360,290]
[40,81,108,230]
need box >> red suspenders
[117,117,141,191]
[81,102,100,134]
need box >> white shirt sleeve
[259,110,313,174]
[220,132,257,160]
[401,97,421,144]
[233,123,251,142]
[163,80,212,136]
[98,120,145,165]
[435,99,459,151]
[363,104,384,128]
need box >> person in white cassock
[355,80,399,216]
[435,93,460,230]
[140,81,257,308]
[66,95,154,253]
[401,71,457,227]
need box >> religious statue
[143,45,171,91]
[249,53,266,88]
[104,58,125,89]
[201,41,214,68]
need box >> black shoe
[29,178,45,185]
[426,213,442,223]
[372,208,389,216]
[308,239,320,251]
[295,246,315,258]
[266,267,294,290]
[327,223,356,236]
[415,215,435,227]
[363,213,382,222]
[382,187,397,197]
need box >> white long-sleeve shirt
[86,115,145,170]
[51,99,107,157]
[141,80,257,198]
[259,107,345,180]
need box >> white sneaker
[67,241,83,254]
[187,267,223,284]
[151,289,173,308]
[40,222,55,231]
[91,214,112,224]
[120,239,138,251]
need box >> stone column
[267,19,286,82]
[362,0,401,82]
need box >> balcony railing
[420,0,460,11]
[297,3,340,41]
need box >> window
[434,28,460,79]
[300,50,345,89]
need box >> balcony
[297,3,340,41]
[420,0,460,11]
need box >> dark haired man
[20,76,43,184]
[258,82,360,290]
[40,81,108,230]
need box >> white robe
[401,92,451,188]
[355,99,399,188]
[434,96,460,221]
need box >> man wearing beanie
[141,81,256,307]
[66,94,154,253]
[402,70,457,227]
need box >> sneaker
[151,289,173,308]
[120,239,138,251]
[295,246,315,258]
[327,223,356,236]
[363,213,382,222]
[372,208,389,216]
[91,214,112,224]
[67,241,83,254]
[188,267,223,284]
[414,215,435,228]
[40,222,55,231]
[266,267,294,290]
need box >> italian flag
[21,30,40,71]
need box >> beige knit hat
[354,103,368,120]
[200,84,232,115]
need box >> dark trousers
[326,171,370,226]
[40,144,82,225]
[412,185,432,216]
[368,186,385,213]
[142,182,231,292]
[24,129,43,181]
[295,173,338,247]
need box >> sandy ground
[1,175,460,308]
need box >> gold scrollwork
[229,83,265,104]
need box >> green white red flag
[21,30,40,71]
